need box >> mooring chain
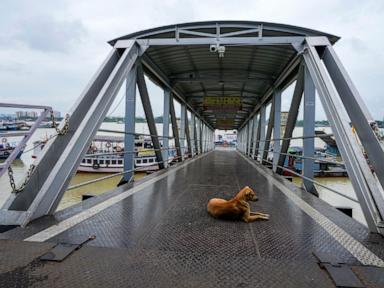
[7,164,35,193]
[50,111,70,135]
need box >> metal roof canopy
[109,21,339,130]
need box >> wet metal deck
[1,150,384,287]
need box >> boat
[0,138,23,159]
[279,146,347,177]
[0,121,28,131]
[273,129,347,177]
[32,134,178,173]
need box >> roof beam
[169,69,274,81]
[117,36,305,47]
[184,88,261,96]
[172,77,272,85]
[140,53,214,130]
[239,53,302,129]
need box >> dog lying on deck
[207,186,269,222]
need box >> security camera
[209,44,218,52]
[217,45,226,58]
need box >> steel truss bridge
[1,21,384,287]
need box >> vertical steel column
[189,115,194,156]
[272,90,282,172]
[257,105,266,162]
[252,114,259,159]
[136,64,164,169]
[247,120,254,156]
[185,112,192,157]
[199,118,204,153]
[203,124,207,152]
[277,65,304,174]
[193,115,199,155]
[123,64,137,182]
[239,129,243,152]
[162,88,171,168]
[170,94,182,161]
[262,101,275,164]
[303,66,317,195]
[180,103,186,160]
[244,122,248,155]
[255,114,262,158]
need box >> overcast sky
[1,0,383,120]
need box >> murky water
[0,124,365,226]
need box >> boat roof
[94,135,124,142]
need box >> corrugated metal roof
[109,21,339,129]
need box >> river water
[0,124,363,225]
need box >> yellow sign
[217,119,235,127]
[138,148,155,157]
[203,97,241,106]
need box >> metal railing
[237,132,360,204]
[4,126,213,193]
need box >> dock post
[123,63,137,183]
[162,88,171,168]
[303,66,318,196]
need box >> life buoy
[92,162,100,169]
[105,141,112,148]
[1,138,7,143]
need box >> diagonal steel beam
[262,100,275,164]
[322,45,384,194]
[276,64,304,174]
[170,94,182,161]
[6,43,140,225]
[185,111,192,157]
[162,88,171,167]
[303,41,384,233]
[140,53,214,130]
[136,63,164,169]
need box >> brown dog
[207,186,269,222]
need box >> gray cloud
[0,0,384,121]
[16,17,87,53]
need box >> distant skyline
[1,0,384,121]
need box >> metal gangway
[1,21,384,287]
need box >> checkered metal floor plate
[1,150,384,287]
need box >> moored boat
[33,134,178,173]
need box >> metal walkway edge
[1,150,384,287]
